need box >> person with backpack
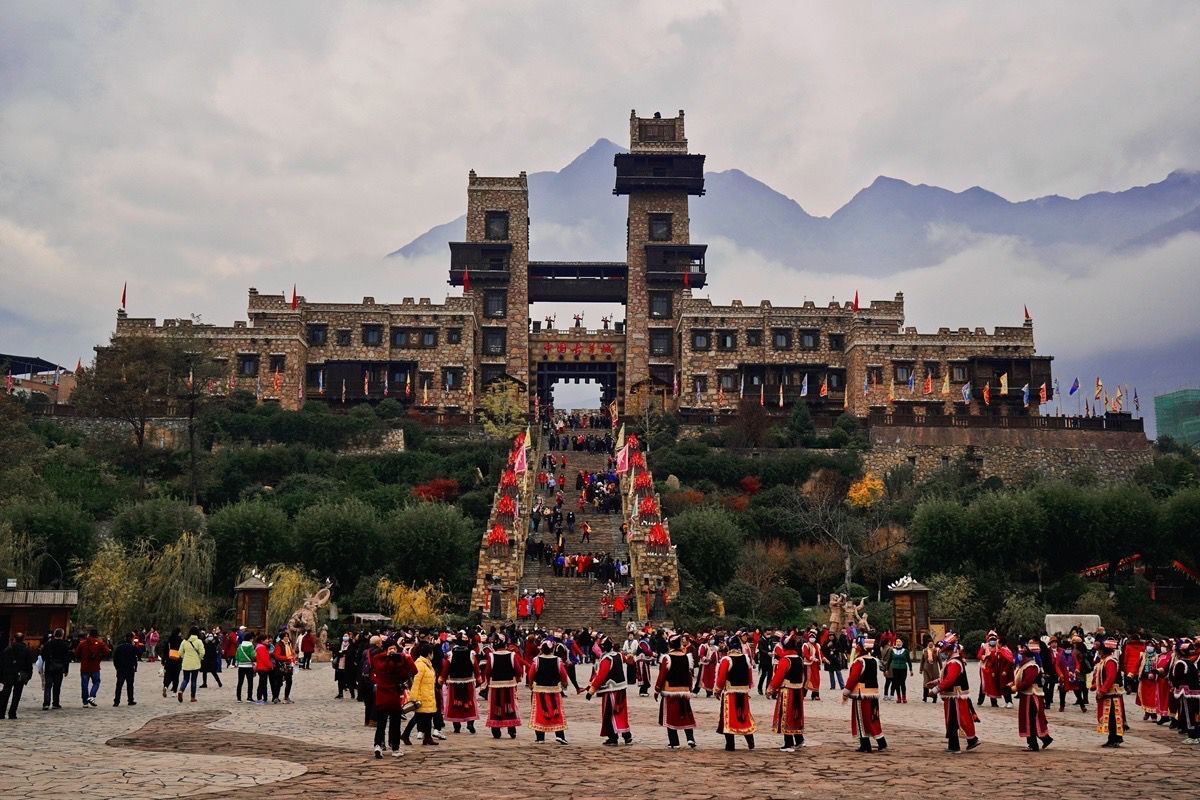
[112,632,139,707]
[161,627,183,697]
[234,632,257,701]
[40,628,70,710]
[177,626,205,703]
[0,632,35,719]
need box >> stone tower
[451,171,531,393]
[615,110,707,411]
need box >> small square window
[746,330,762,347]
[268,354,286,373]
[925,363,941,380]
[481,365,506,385]
[238,354,259,376]
[335,330,351,347]
[691,330,711,351]
[717,331,737,351]
[951,365,968,383]
[306,324,327,346]
[772,329,792,350]
[421,329,438,348]
[447,328,462,344]
[649,292,672,319]
[829,372,844,390]
[485,211,509,241]
[483,328,506,356]
[719,373,737,391]
[800,331,818,350]
[442,368,464,391]
[391,328,409,347]
[362,325,383,346]
[828,334,844,352]
[895,364,914,383]
[648,214,672,242]
[485,291,507,318]
[649,330,672,357]
[691,375,708,394]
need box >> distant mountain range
[389,137,1200,273]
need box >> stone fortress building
[114,110,1071,423]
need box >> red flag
[616,444,630,474]
[1023,304,1031,322]
[851,291,859,312]
[1039,382,1047,404]
[514,441,528,474]
[759,383,764,407]
[272,368,281,393]
[819,377,828,398]
[363,370,369,396]
[983,382,991,406]
[682,268,689,289]
[290,285,298,310]
[463,267,471,293]
[120,282,127,310]
[923,373,933,395]
[74,358,82,373]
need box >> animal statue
[847,596,869,628]
[288,584,332,646]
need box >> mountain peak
[560,138,624,173]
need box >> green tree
[293,498,383,592]
[208,501,294,594]
[1161,487,1200,564]
[384,503,478,591]
[1093,486,1158,588]
[111,498,205,549]
[671,506,746,590]
[996,593,1048,642]
[909,499,971,575]
[790,401,815,439]
[966,491,1047,579]
[2,499,95,586]
[478,381,525,439]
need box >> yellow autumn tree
[846,473,885,508]
[376,579,448,627]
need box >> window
[941,455,951,468]
[237,354,259,376]
[649,292,672,319]
[447,328,462,344]
[306,366,322,388]
[420,329,438,348]
[391,328,409,347]
[484,291,507,318]
[719,373,737,391]
[746,329,762,347]
[894,364,914,383]
[827,334,844,352]
[649,365,674,386]
[483,328,506,356]
[951,365,968,383]
[481,364,506,385]
[306,324,327,346]
[648,214,672,242]
[829,371,845,390]
[362,325,383,346]
[800,330,818,350]
[691,330,711,351]
[907,455,917,467]
[335,329,351,347]
[717,331,737,351]
[484,211,509,241]
[649,329,672,357]
[772,329,792,350]
[691,375,708,393]
[925,362,941,380]
[868,366,884,385]
[268,354,286,373]
[442,368,464,391]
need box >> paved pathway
[2,661,1194,799]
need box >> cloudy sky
[3,1,1199,417]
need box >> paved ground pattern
[1,662,1195,799]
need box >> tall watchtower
[615,110,707,410]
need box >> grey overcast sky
[3,1,1200,381]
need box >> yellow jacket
[410,656,437,709]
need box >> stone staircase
[519,449,632,640]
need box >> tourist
[919,637,940,702]
[483,633,522,739]
[1041,636,1060,708]
[401,641,439,746]
[234,632,256,701]
[533,590,545,622]
[715,635,756,750]
[271,630,296,704]
[1094,637,1127,747]
[39,627,70,710]
[333,633,356,699]
[112,632,138,707]
[889,637,911,703]
[439,632,479,733]
[201,631,223,688]
[222,627,239,668]
[75,628,109,708]
[756,630,776,695]
[254,634,272,704]
[161,627,183,698]
[824,629,846,690]
[528,640,569,744]
[580,520,591,544]
[584,634,633,745]
[612,592,625,622]
[145,626,159,663]
[177,626,204,703]
[372,636,417,758]
[842,637,886,752]
[930,633,980,753]
[0,632,34,719]
[1013,639,1053,751]
[766,633,806,751]
[299,628,315,670]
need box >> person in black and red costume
[438,632,480,734]
[585,634,633,746]
[767,632,806,752]
[1093,637,1127,747]
[654,633,698,749]
[715,635,756,751]
[1013,639,1053,752]
[842,637,887,753]
[527,640,570,744]
[482,633,523,739]
[930,632,980,754]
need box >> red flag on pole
[616,444,630,474]
[514,440,528,474]
[74,358,82,373]
[983,383,991,406]
[1024,304,1031,322]
[120,282,127,310]
[463,267,471,293]
[291,285,298,310]
[851,291,859,313]
[682,268,689,289]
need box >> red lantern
[631,452,646,470]
[626,434,640,450]
[496,495,517,516]
[500,470,518,488]
[486,523,509,548]
[634,473,653,493]
[647,522,671,552]
[638,496,659,518]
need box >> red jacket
[75,636,110,672]
[612,595,625,613]
[372,650,418,713]
[255,642,273,672]
[533,596,545,615]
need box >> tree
[858,523,909,600]
[735,540,792,599]
[727,399,772,448]
[384,503,477,591]
[996,593,1048,642]
[788,541,843,605]
[75,539,149,638]
[1092,485,1158,589]
[2,499,95,586]
[240,564,319,633]
[789,401,815,439]
[1161,487,1200,564]
[633,394,678,452]
[671,506,746,590]
[208,501,294,594]
[478,380,525,439]
[787,471,875,593]
[909,499,971,575]
[925,573,986,632]
[293,498,383,592]
[377,579,447,627]
[111,498,205,549]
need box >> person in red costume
[1013,639,1053,751]
[714,636,756,751]
[1092,637,1127,747]
[801,631,826,701]
[482,633,523,739]
[697,634,720,697]
[584,634,633,746]
[1135,640,1161,722]
[1154,641,1174,726]
[842,637,887,753]
[767,633,806,751]
[976,630,1014,707]
[930,633,980,754]
[527,640,570,744]
[653,633,698,749]
[438,632,480,734]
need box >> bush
[671,507,746,590]
[384,503,478,591]
[412,478,460,502]
[207,500,294,594]
[293,499,383,592]
[2,499,95,584]
[111,498,205,548]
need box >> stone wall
[862,425,1153,485]
[468,445,534,621]
[48,416,191,449]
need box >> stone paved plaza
[1,661,1193,799]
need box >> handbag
[168,649,181,660]
[400,699,421,715]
